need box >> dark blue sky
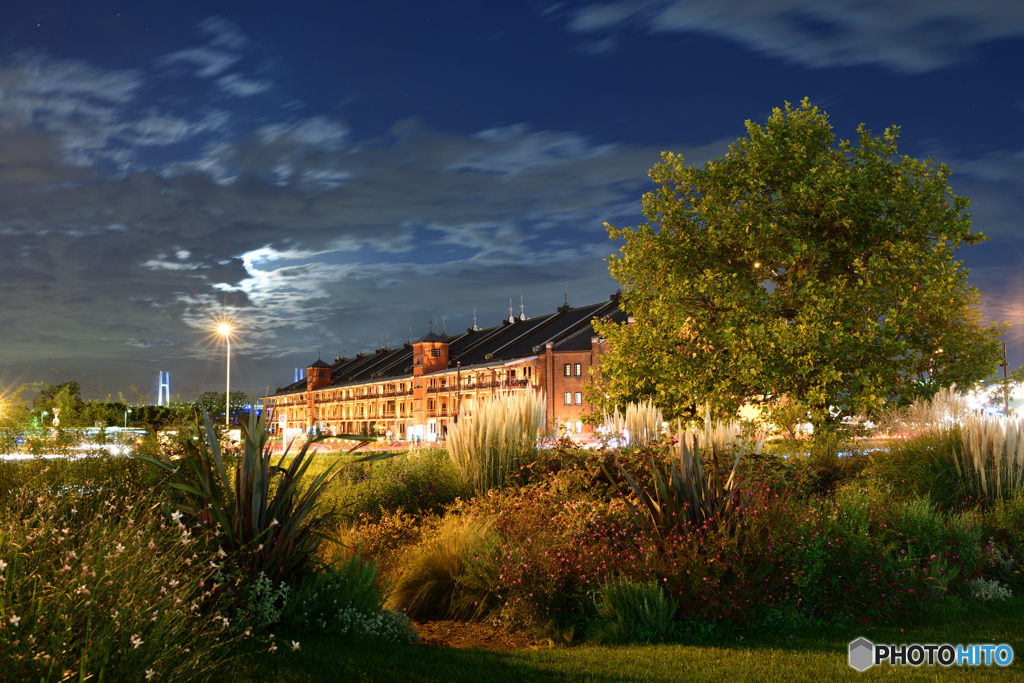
[2,1,1023,401]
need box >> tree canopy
[593,99,1005,432]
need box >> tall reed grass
[954,415,1024,504]
[601,400,664,447]
[447,391,545,495]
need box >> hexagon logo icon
[849,637,874,671]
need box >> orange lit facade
[265,295,626,442]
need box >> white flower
[115,543,125,553]
[291,641,300,651]
[171,510,182,523]
[130,633,144,649]
[0,560,7,571]
[8,614,20,626]
[217,547,227,558]
[145,669,157,680]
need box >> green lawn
[233,597,1024,682]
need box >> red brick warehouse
[265,293,627,443]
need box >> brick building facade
[265,294,626,442]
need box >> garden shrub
[245,571,291,630]
[980,540,1019,588]
[969,577,1013,602]
[331,510,440,591]
[590,577,677,643]
[989,487,1024,555]
[328,449,463,521]
[863,427,966,511]
[0,485,247,681]
[281,551,417,642]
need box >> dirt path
[413,620,553,650]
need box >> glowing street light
[219,323,232,429]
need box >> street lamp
[219,323,232,429]
[124,408,132,429]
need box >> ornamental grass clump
[601,401,664,447]
[385,515,499,621]
[954,414,1024,505]
[447,391,545,495]
[590,577,678,643]
[134,403,387,581]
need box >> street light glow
[216,321,232,430]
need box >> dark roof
[553,308,627,351]
[308,359,331,369]
[274,294,623,396]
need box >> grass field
[234,597,1024,682]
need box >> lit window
[575,363,582,376]
[431,348,441,357]
[575,421,582,433]
[564,364,571,377]
[574,392,582,405]
[415,400,421,410]
[564,392,572,405]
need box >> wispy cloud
[565,0,1024,72]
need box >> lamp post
[124,408,131,429]
[219,323,232,429]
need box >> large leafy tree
[593,99,1005,432]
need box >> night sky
[2,1,1023,402]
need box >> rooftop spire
[473,308,479,331]
[442,315,446,336]
[520,294,526,321]
[508,297,515,324]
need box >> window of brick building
[564,363,571,376]
[574,363,582,376]
[431,348,441,357]
[564,392,572,405]
[574,392,582,405]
